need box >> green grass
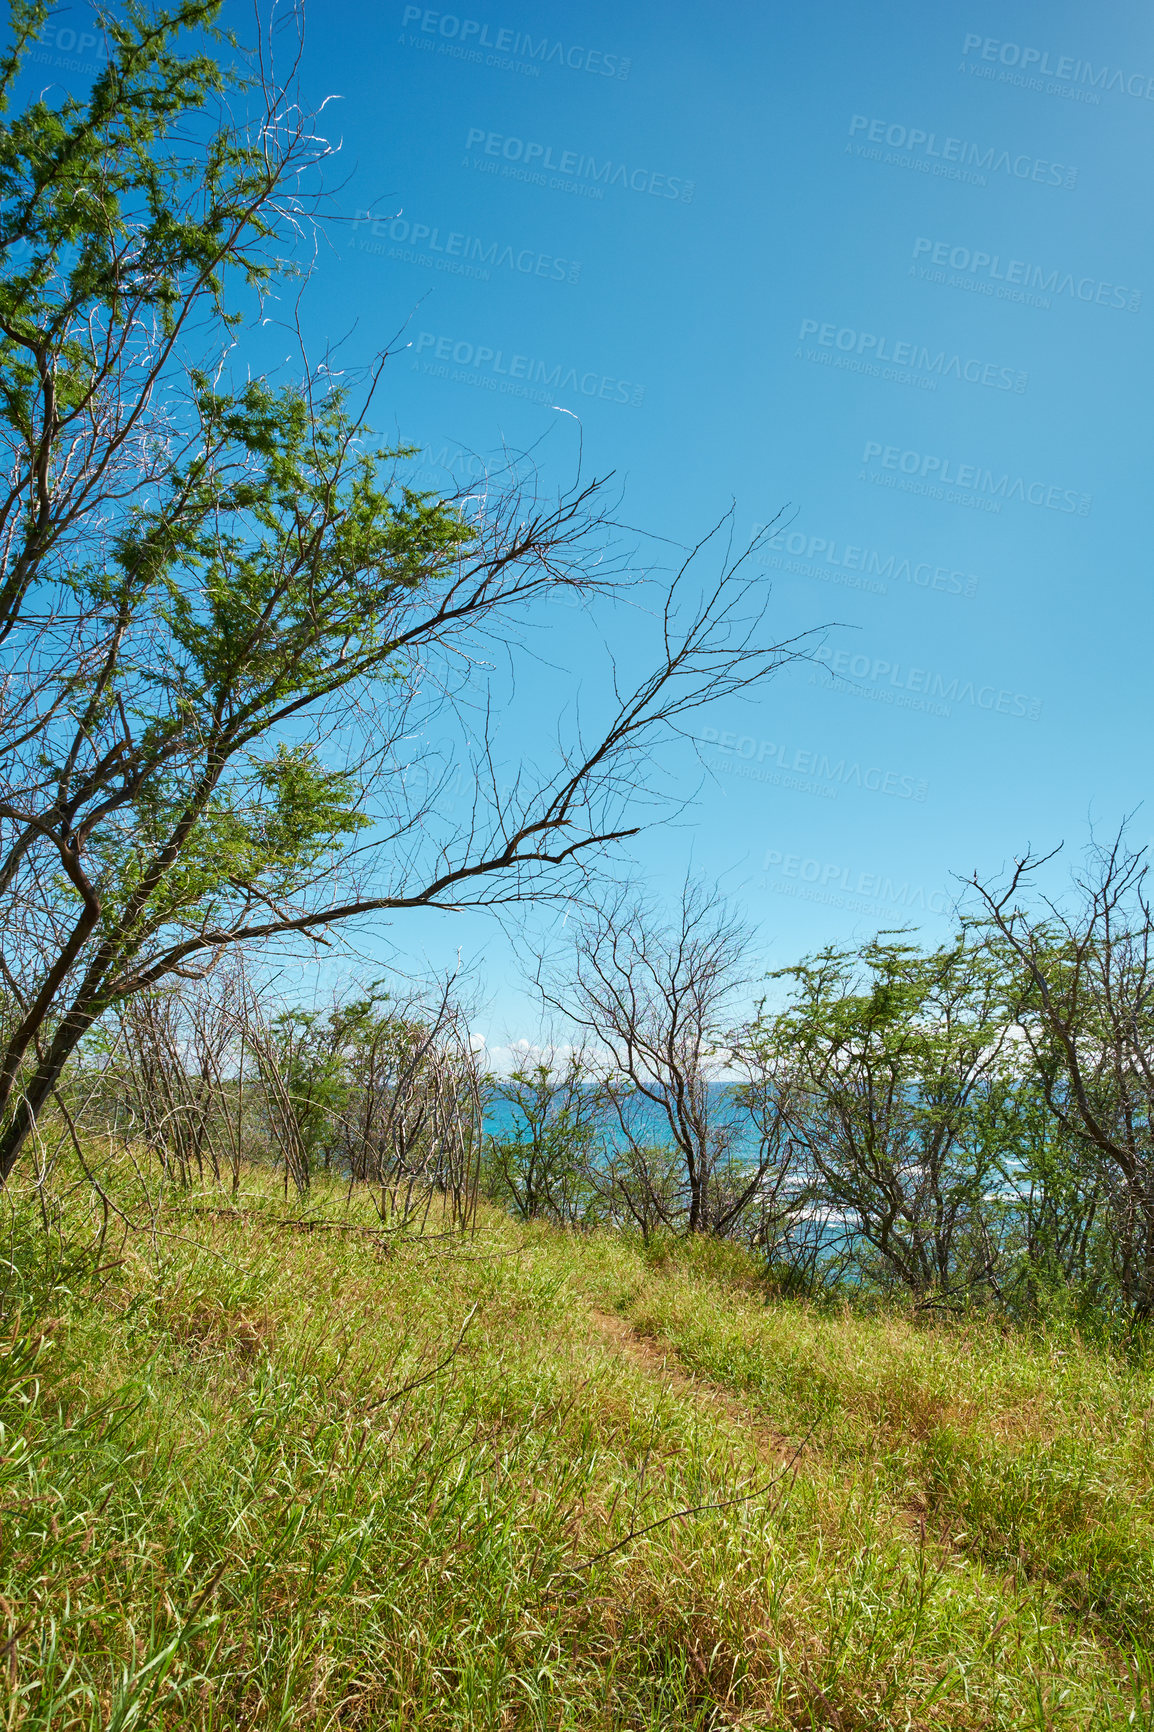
[1,1156,1152,1729]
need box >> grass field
[2,1157,1153,1729]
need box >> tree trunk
[0,1007,101,1181]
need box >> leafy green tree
[0,1,804,1181]
[757,936,1014,1304]
[990,1072,1109,1318]
[255,1007,351,1184]
[483,1052,602,1225]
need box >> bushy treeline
[57,838,1154,1327]
[64,966,485,1238]
[484,845,1154,1326]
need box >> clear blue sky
[24,0,1154,1042]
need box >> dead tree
[541,882,778,1236]
[972,834,1154,1316]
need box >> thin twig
[570,1420,818,1573]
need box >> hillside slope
[2,1163,1152,1729]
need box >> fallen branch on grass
[359,1304,481,1414]
[564,1419,819,1576]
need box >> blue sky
[22,0,1154,1042]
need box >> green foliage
[985,1075,1114,1324]
[258,1005,353,1175]
[482,1056,602,1225]
[756,934,1016,1303]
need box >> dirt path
[587,1306,798,1464]
[586,1309,946,1550]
